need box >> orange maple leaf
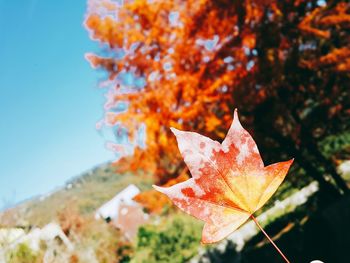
[154,109,293,261]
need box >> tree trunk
[292,110,349,194]
[270,129,341,198]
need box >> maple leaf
[153,109,293,261]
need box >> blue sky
[0,0,115,207]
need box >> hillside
[1,136,349,262]
[3,129,348,228]
[0,163,153,227]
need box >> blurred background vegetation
[86,0,350,197]
[1,0,350,262]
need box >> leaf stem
[250,214,290,263]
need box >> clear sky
[0,0,115,208]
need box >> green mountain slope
[1,163,153,227]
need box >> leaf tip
[170,126,179,133]
[234,108,239,118]
[231,108,242,129]
[152,184,166,193]
[200,233,223,245]
[287,158,295,166]
[200,235,210,245]
[170,127,183,137]
[279,158,295,175]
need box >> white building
[95,184,140,220]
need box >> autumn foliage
[85,0,350,194]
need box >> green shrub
[132,215,202,263]
[319,131,350,159]
[6,243,41,263]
